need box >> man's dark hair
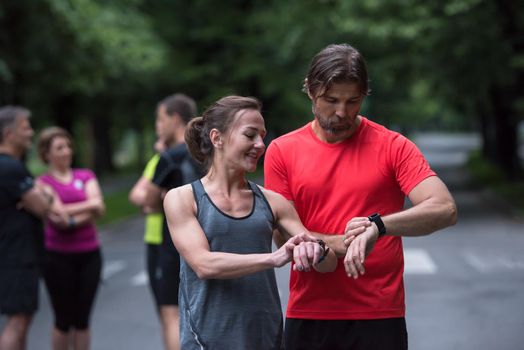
[304,43,370,98]
[158,93,197,125]
[0,106,31,143]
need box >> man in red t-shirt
[264,44,457,349]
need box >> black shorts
[0,265,40,315]
[146,243,161,306]
[284,317,408,350]
[155,245,180,306]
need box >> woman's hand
[292,240,325,272]
[270,233,318,268]
[48,207,70,229]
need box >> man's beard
[315,113,353,135]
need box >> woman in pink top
[37,127,105,350]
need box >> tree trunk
[492,0,523,179]
[90,100,115,175]
[489,87,520,179]
[477,102,496,162]
[52,95,75,132]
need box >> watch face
[368,213,379,221]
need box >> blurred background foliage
[1,0,522,182]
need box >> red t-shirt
[264,117,435,320]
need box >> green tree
[0,0,167,172]
[330,0,523,178]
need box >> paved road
[4,132,523,350]
[406,133,524,350]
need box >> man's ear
[1,127,11,142]
[304,78,314,101]
[209,128,223,148]
[171,113,182,127]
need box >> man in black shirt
[0,106,54,350]
[143,94,203,350]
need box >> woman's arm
[163,185,304,280]
[42,177,104,229]
[62,178,105,217]
[262,188,337,273]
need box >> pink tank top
[39,169,100,253]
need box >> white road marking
[102,260,126,280]
[131,271,149,286]
[404,248,437,274]
[119,249,440,288]
[463,251,490,273]
[463,250,524,273]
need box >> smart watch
[368,213,386,237]
[316,239,330,263]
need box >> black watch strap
[316,239,330,263]
[368,213,386,237]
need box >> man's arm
[129,154,163,213]
[143,153,172,212]
[129,176,163,213]
[21,185,53,219]
[381,176,457,237]
[342,176,457,279]
[142,181,163,212]
[308,224,368,257]
[129,176,149,206]
[273,213,367,258]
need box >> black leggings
[44,249,102,332]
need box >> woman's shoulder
[37,172,53,184]
[165,183,195,202]
[164,183,197,214]
[258,185,288,205]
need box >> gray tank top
[179,179,283,350]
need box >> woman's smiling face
[221,108,266,173]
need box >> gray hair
[0,106,31,143]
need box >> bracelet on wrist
[68,216,76,229]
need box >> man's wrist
[41,189,54,206]
[368,213,386,237]
[370,222,380,237]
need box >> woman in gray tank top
[163,96,337,349]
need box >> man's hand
[343,224,378,279]
[292,240,325,272]
[154,139,167,153]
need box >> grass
[97,189,140,226]
[467,151,524,215]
